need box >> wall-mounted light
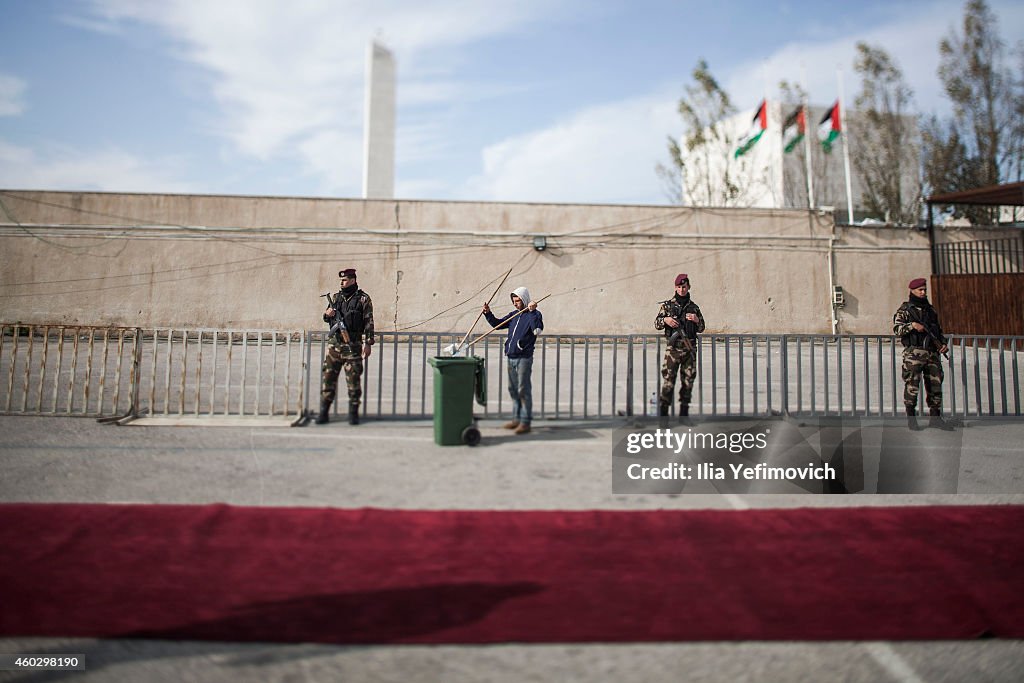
[533,235,547,252]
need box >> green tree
[851,43,921,225]
[924,0,1023,223]
[921,116,981,200]
[657,60,770,207]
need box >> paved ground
[1,414,1023,682]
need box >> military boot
[315,400,332,424]
[678,402,691,425]
[348,403,360,425]
[928,407,953,431]
[658,402,669,429]
[905,406,920,431]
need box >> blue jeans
[507,357,534,424]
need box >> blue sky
[1,0,1021,205]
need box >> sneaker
[514,423,531,435]
[503,421,520,430]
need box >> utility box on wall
[832,286,845,308]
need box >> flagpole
[837,67,854,224]
[761,61,769,105]
[801,63,815,210]
[762,61,778,206]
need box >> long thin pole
[801,63,815,210]
[464,294,551,348]
[457,266,514,351]
[827,234,838,334]
[838,67,855,224]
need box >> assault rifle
[658,299,697,347]
[906,307,949,361]
[320,292,351,344]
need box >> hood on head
[511,286,531,307]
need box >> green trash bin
[427,356,487,446]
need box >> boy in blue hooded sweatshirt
[482,286,543,434]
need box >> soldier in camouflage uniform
[893,277,950,430]
[317,268,374,425]
[655,273,706,423]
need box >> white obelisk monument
[362,40,396,199]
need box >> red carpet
[1,504,1022,644]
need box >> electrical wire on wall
[0,190,839,331]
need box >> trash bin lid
[428,356,482,368]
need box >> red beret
[339,268,357,278]
[908,278,927,289]
[674,273,689,286]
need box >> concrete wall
[833,224,929,335]
[0,190,981,335]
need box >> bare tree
[851,43,921,225]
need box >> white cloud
[51,0,1019,204]
[459,0,1024,206]
[295,129,363,195]
[78,0,578,194]
[461,93,678,204]
[724,0,1024,116]
[0,138,196,193]
[395,177,448,198]
[0,74,27,116]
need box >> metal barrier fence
[0,324,140,417]
[3,325,1022,419]
[320,331,1023,420]
[310,331,638,421]
[138,329,305,418]
[0,325,304,419]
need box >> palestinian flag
[818,101,841,153]
[734,99,767,158]
[782,106,806,154]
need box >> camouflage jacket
[655,295,706,343]
[324,288,375,348]
[893,299,945,351]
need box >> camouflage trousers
[321,343,364,407]
[901,348,943,411]
[659,342,698,409]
